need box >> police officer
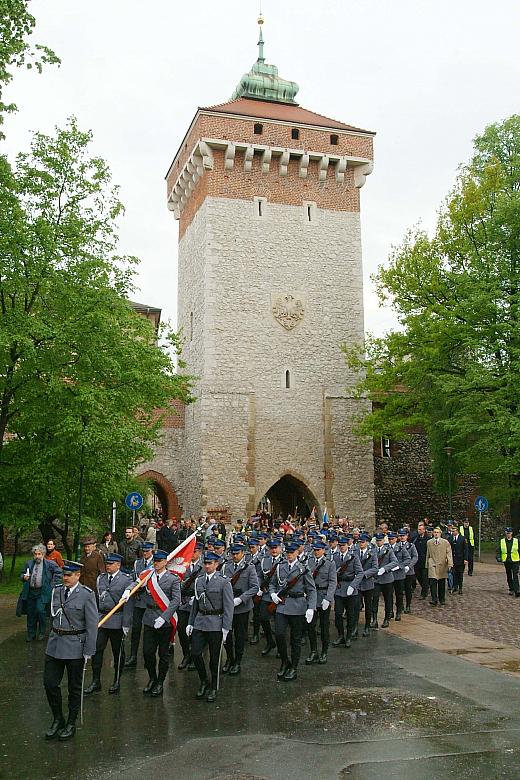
[332,535,363,648]
[141,549,181,695]
[399,529,418,613]
[124,541,154,668]
[461,519,475,575]
[327,533,339,561]
[355,533,378,637]
[496,527,520,596]
[371,533,398,629]
[213,538,227,568]
[258,539,284,656]
[248,538,263,644]
[84,553,133,695]
[388,531,411,621]
[177,541,204,670]
[43,561,98,740]
[187,551,234,702]
[221,543,259,674]
[269,541,317,680]
[306,540,337,664]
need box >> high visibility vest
[460,525,474,547]
[500,537,519,562]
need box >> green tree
[345,115,520,525]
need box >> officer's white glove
[271,593,282,604]
[186,624,193,637]
[154,617,165,629]
[346,586,354,596]
[83,654,91,662]
[392,566,400,571]
[404,566,409,573]
[305,609,314,623]
[321,599,330,611]
[222,629,229,641]
[121,589,132,603]
[189,596,194,606]
[377,567,385,576]
[257,589,263,597]
[122,626,129,636]
[233,597,242,606]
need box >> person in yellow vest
[496,527,520,597]
[460,520,475,576]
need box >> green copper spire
[231,15,299,104]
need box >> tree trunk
[10,530,20,576]
[51,514,72,559]
[509,474,520,534]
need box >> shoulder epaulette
[81,585,93,592]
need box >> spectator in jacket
[413,521,430,600]
[79,537,106,591]
[45,539,64,569]
[156,520,178,555]
[449,526,468,594]
[97,531,119,558]
[20,545,62,641]
[119,527,143,572]
[426,528,453,606]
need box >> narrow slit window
[254,123,263,135]
[330,134,339,146]
[307,205,312,222]
[291,128,300,140]
[190,311,193,342]
[285,370,291,389]
[258,199,263,217]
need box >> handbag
[16,593,27,617]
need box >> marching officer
[177,541,204,670]
[257,531,270,559]
[187,551,234,703]
[213,538,227,567]
[355,533,378,637]
[371,533,398,629]
[332,535,363,648]
[388,531,411,621]
[269,541,317,680]
[124,540,154,668]
[258,539,284,656]
[43,561,98,741]
[221,543,259,674]
[141,549,181,696]
[306,540,337,664]
[84,553,133,696]
[248,538,264,644]
[399,528,418,613]
[496,527,520,596]
[327,533,339,561]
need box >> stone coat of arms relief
[271,293,305,331]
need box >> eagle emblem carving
[272,294,305,331]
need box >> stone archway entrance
[259,474,320,519]
[138,470,181,521]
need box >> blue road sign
[475,495,489,512]
[125,492,144,511]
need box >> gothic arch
[256,470,321,519]
[138,470,182,521]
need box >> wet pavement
[2,602,520,780]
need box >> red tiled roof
[201,97,375,135]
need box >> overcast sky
[4,0,519,336]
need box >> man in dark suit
[449,526,468,594]
[20,544,62,641]
[412,521,430,599]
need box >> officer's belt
[53,628,86,636]
[286,591,304,598]
[316,586,328,591]
[199,608,223,616]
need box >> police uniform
[247,542,264,643]
[43,561,98,740]
[332,540,364,647]
[221,545,259,674]
[402,535,419,612]
[85,554,133,695]
[355,537,379,636]
[371,537,398,628]
[125,543,155,667]
[389,533,412,620]
[306,543,337,663]
[177,546,204,669]
[258,543,284,655]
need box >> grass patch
[0,556,29,595]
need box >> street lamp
[444,446,454,518]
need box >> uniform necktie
[206,575,209,586]
[64,588,70,601]
[108,575,113,584]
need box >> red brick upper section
[152,398,185,429]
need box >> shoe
[124,655,137,668]
[403,607,410,614]
[222,660,233,674]
[351,629,359,640]
[84,679,101,695]
[143,678,157,694]
[26,637,35,642]
[108,681,120,694]
[250,634,259,645]
[178,656,190,670]
[516,593,520,598]
[429,601,438,607]
[318,653,328,664]
[196,681,210,699]
[150,682,163,696]
[37,633,45,641]
[58,724,76,741]
[468,573,473,576]
[381,619,390,628]
[458,590,463,595]
[277,662,290,679]
[362,627,370,637]
[261,641,276,656]
[390,611,394,619]
[395,613,401,622]
[344,638,352,648]
[448,589,453,594]
[372,621,379,630]
[440,601,446,605]
[45,718,65,740]
[305,651,319,665]
[509,591,515,596]
[283,667,298,681]
[229,663,241,675]
[206,689,217,703]
[332,636,345,647]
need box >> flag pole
[97,522,207,628]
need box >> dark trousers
[334,594,358,638]
[259,600,275,644]
[143,623,171,682]
[274,612,305,668]
[43,654,84,724]
[429,578,446,604]
[130,606,145,657]
[252,599,261,636]
[27,589,46,639]
[224,611,249,662]
[467,545,474,574]
[416,566,429,597]
[91,627,125,681]
[373,582,393,620]
[177,610,191,658]
[308,605,330,651]
[393,579,404,615]
[356,590,374,628]
[504,562,520,594]
[404,575,415,608]
[452,564,465,592]
[191,629,222,687]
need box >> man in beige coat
[426,527,453,606]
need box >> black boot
[344,637,352,648]
[45,715,65,740]
[84,677,101,695]
[196,679,210,699]
[351,627,359,640]
[124,655,137,668]
[362,626,370,637]
[283,667,298,681]
[58,723,76,741]
[250,633,259,645]
[206,687,217,703]
[318,646,328,664]
[108,679,120,694]
[229,657,242,675]
[277,661,290,679]
[222,656,234,674]
[305,650,319,665]
[395,612,401,622]
[381,618,390,628]
[143,678,157,695]
[150,681,164,696]
[403,606,411,614]
[178,655,191,670]
[332,635,346,647]
[261,640,276,656]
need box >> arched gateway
[259,474,320,519]
[138,470,182,521]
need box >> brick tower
[166,17,376,524]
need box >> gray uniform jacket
[142,570,181,628]
[179,561,204,613]
[222,560,259,614]
[96,570,134,630]
[374,545,398,585]
[404,541,419,575]
[307,555,337,607]
[132,556,154,609]
[390,542,412,581]
[47,584,98,659]
[249,551,264,584]
[269,560,317,615]
[333,551,364,596]
[358,547,379,591]
[327,545,339,561]
[260,555,284,603]
[189,572,234,632]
